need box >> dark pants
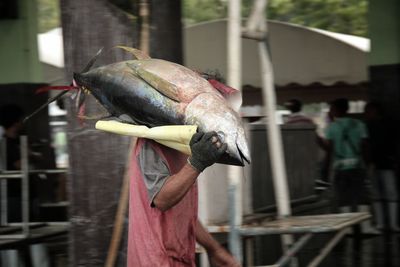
[334,168,370,211]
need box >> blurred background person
[364,101,400,232]
[283,99,331,190]
[283,99,315,125]
[323,98,380,234]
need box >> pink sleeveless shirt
[127,139,198,267]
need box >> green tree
[183,0,368,37]
[37,0,61,33]
[183,0,228,25]
[267,0,367,37]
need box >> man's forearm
[195,220,240,266]
[153,163,200,211]
[195,220,222,253]
[322,141,332,180]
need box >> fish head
[185,93,251,166]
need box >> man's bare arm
[153,163,200,211]
[153,131,226,212]
[322,140,333,181]
[195,220,240,267]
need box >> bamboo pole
[139,0,150,54]
[249,1,296,265]
[104,139,136,267]
[227,0,243,263]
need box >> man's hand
[208,247,241,267]
[188,131,227,172]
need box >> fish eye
[217,131,225,143]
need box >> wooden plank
[239,212,370,235]
[207,212,370,235]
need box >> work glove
[188,131,227,172]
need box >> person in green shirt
[324,98,380,234]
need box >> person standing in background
[283,99,315,125]
[364,102,400,232]
[323,98,380,234]
[284,99,330,189]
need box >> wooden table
[207,212,370,267]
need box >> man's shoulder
[347,118,367,132]
[286,114,315,125]
[348,117,364,125]
[138,139,162,162]
[326,117,363,134]
[139,139,165,153]
[334,117,365,128]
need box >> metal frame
[0,136,30,239]
[0,135,68,240]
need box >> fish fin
[200,72,242,112]
[81,47,104,73]
[117,114,137,124]
[207,79,242,112]
[115,46,151,60]
[23,90,69,123]
[75,89,85,109]
[208,79,237,95]
[97,113,143,126]
[36,85,78,94]
[127,62,180,102]
[78,112,113,121]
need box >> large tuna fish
[32,48,251,166]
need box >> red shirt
[127,139,198,267]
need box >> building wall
[368,0,400,119]
[0,0,42,84]
[368,0,400,66]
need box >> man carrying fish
[128,131,240,267]
[26,47,248,266]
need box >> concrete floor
[294,232,400,267]
[325,233,400,267]
[252,226,400,266]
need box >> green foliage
[267,0,367,37]
[183,0,367,36]
[37,0,61,33]
[39,0,367,36]
[182,0,228,25]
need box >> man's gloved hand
[188,131,227,172]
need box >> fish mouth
[216,144,251,166]
[217,152,245,166]
[238,144,251,164]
